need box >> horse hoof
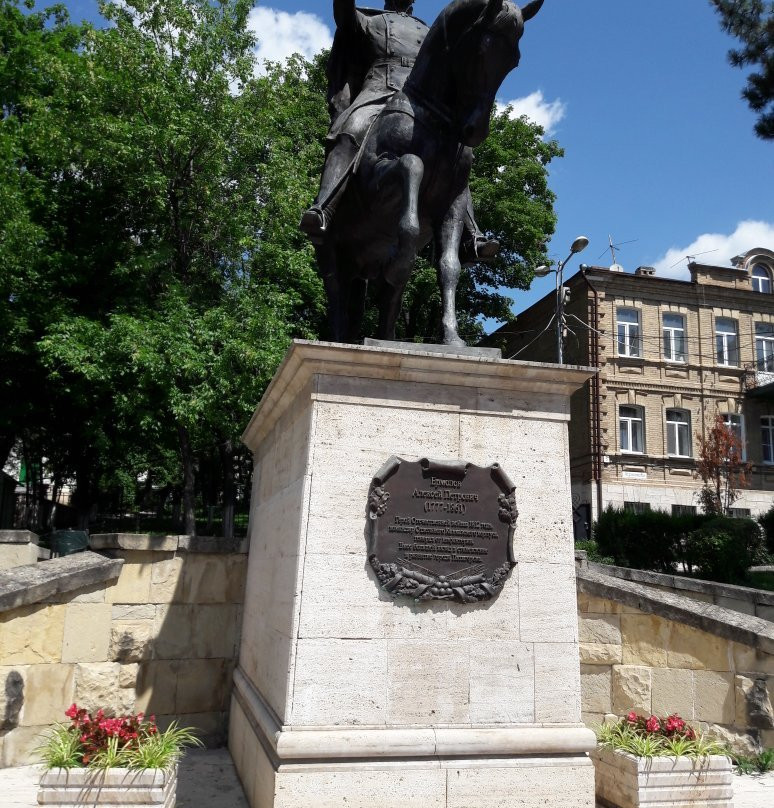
[444,335,467,348]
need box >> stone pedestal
[230,340,597,808]
[0,530,39,570]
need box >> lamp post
[534,236,589,364]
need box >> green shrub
[758,505,774,555]
[593,506,702,573]
[575,540,614,565]
[682,517,764,584]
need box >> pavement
[0,748,771,806]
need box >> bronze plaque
[367,457,517,603]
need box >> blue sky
[60,0,773,316]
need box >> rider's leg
[300,135,358,242]
[459,186,500,264]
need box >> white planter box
[591,746,733,808]
[38,766,176,807]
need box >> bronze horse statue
[311,0,544,345]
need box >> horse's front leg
[435,191,468,347]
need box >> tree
[695,414,752,514]
[710,0,774,139]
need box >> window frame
[616,307,641,358]
[662,313,686,363]
[715,317,739,367]
[665,408,692,458]
[721,412,746,460]
[755,322,774,372]
[762,415,774,465]
[619,404,645,454]
[752,264,772,294]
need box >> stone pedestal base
[231,341,596,807]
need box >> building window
[762,416,774,464]
[728,507,751,518]
[617,308,641,358]
[624,501,651,514]
[755,322,774,371]
[666,409,692,457]
[715,317,739,366]
[620,405,645,453]
[721,413,746,459]
[662,313,686,362]
[672,504,697,516]
[752,264,772,293]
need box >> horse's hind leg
[435,191,468,347]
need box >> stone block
[291,639,388,726]
[119,663,140,689]
[19,664,75,726]
[518,562,578,643]
[180,555,235,604]
[468,641,534,723]
[111,604,155,620]
[694,670,735,724]
[667,624,732,671]
[149,554,183,603]
[612,666,652,715]
[44,581,108,605]
[134,660,178,715]
[61,603,111,663]
[176,658,229,714]
[620,614,669,667]
[445,762,595,808]
[534,642,582,723]
[1,725,46,767]
[732,643,774,675]
[0,666,25,730]
[105,551,156,604]
[579,614,621,645]
[735,674,774,729]
[73,662,120,714]
[578,594,621,615]
[579,643,622,665]
[110,621,154,663]
[651,668,695,719]
[0,603,65,665]
[581,664,612,715]
[387,639,469,724]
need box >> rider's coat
[326,7,428,144]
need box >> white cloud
[248,7,332,72]
[653,221,774,279]
[496,91,566,135]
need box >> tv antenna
[669,248,720,270]
[598,234,638,264]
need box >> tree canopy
[710,0,774,139]
[1,0,561,534]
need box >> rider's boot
[300,137,358,244]
[459,195,500,264]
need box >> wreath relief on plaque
[367,457,518,603]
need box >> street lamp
[534,236,589,364]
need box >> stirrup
[300,207,328,243]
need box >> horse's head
[449,0,544,146]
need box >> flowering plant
[597,712,727,759]
[38,704,201,770]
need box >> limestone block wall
[577,567,774,754]
[0,531,40,571]
[0,537,247,767]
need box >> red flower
[626,711,638,724]
[645,716,661,733]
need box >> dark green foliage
[683,517,765,583]
[593,506,690,573]
[574,540,614,565]
[758,503,774,553]
[594,506,766,584]
[732,747,774,775]
[710,0,774,139]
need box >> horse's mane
[409,0,521,88]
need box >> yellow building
[493,247,774,536]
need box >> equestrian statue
[300,0,545,346]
